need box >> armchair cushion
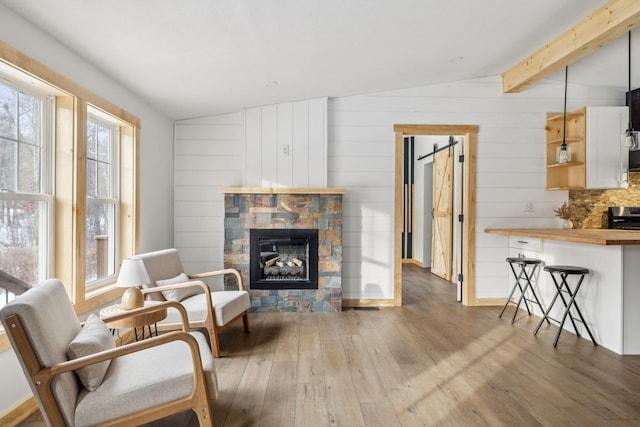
[160,290,250,327]
[156,272,202,302]
[67,314,115,391]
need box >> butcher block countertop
[484,228,640,245]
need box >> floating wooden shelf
[547,161,585,168]
[547,137,583,145]
[546,112,584,122]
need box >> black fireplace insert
[250,228,318,290]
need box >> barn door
[431,147,453,280]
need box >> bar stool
[499,257,546,324]
[534,265,597,347]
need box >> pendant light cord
[563,66,568,145]
[629,31,633,132]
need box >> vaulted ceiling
[2,0,637,120]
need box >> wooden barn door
[431,148,453,280]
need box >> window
[0,80,53,308]
[0,44,141,351]
[85,111,120,291]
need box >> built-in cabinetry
[546,106,628,190]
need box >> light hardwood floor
[18,264,640,426]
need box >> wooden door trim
[393,124,478,306]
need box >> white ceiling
[3,0,636,120]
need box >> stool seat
[505,257,543,265]
[544,265,589,275]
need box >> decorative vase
[562,219,573,229]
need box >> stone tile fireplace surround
[223,188,345,312]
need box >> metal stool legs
[534,265,597,347]
[499,257,546,323]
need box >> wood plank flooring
[18,264,640,426]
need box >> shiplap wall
[174,76,623,301]
[245,97,327,187]
[329,76,622,300]
[174,112,244,284]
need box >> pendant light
[558,66,570,164]
[625,31,639,150]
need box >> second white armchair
[129,248,251,357]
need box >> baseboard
[343,298,395,308]
[473,297,505,306]
[0,396,38,427]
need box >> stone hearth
[223,188,345,312]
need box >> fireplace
[250,228,318,290]
[223,188,345,312]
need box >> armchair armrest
[33,330,207,400]
[188,268,245,291]
[142,280,215,330]
[45,331,201,377]
[141,280,211,297]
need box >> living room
[1,1,640,425]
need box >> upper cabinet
[546,106,629,190]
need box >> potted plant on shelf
[554,202,573,229]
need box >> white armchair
[0,279,216,426]
[131,248,251,357]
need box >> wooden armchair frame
[142,268,250,357]
[3,301,214,426]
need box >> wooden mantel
[222,187,346,195]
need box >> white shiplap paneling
[174,112,244,277]
[245,98,327,187]
[327,76,623,300]
[174,77,624,302]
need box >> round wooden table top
[99,301,167,329]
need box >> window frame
[0,79,55,289]
[85,109,121,291]
[0,41,141,351]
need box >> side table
[100,301,167,342]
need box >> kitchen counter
[484,228,640,245]
[485,227,640,354]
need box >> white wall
[174,112,244,279]
[173,76,623,304]
[244,98,327,187]
[329,77,623,301]
[0,4,175,416]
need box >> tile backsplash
[569,173,640,229]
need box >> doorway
[393,124,478,306]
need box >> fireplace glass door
[250,229,318,290]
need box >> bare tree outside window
[0,83,49,308]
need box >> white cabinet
[585,106,629,189]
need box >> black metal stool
[499,257,546,323]
[534,265,597,347]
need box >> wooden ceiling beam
[502,0,640,93]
